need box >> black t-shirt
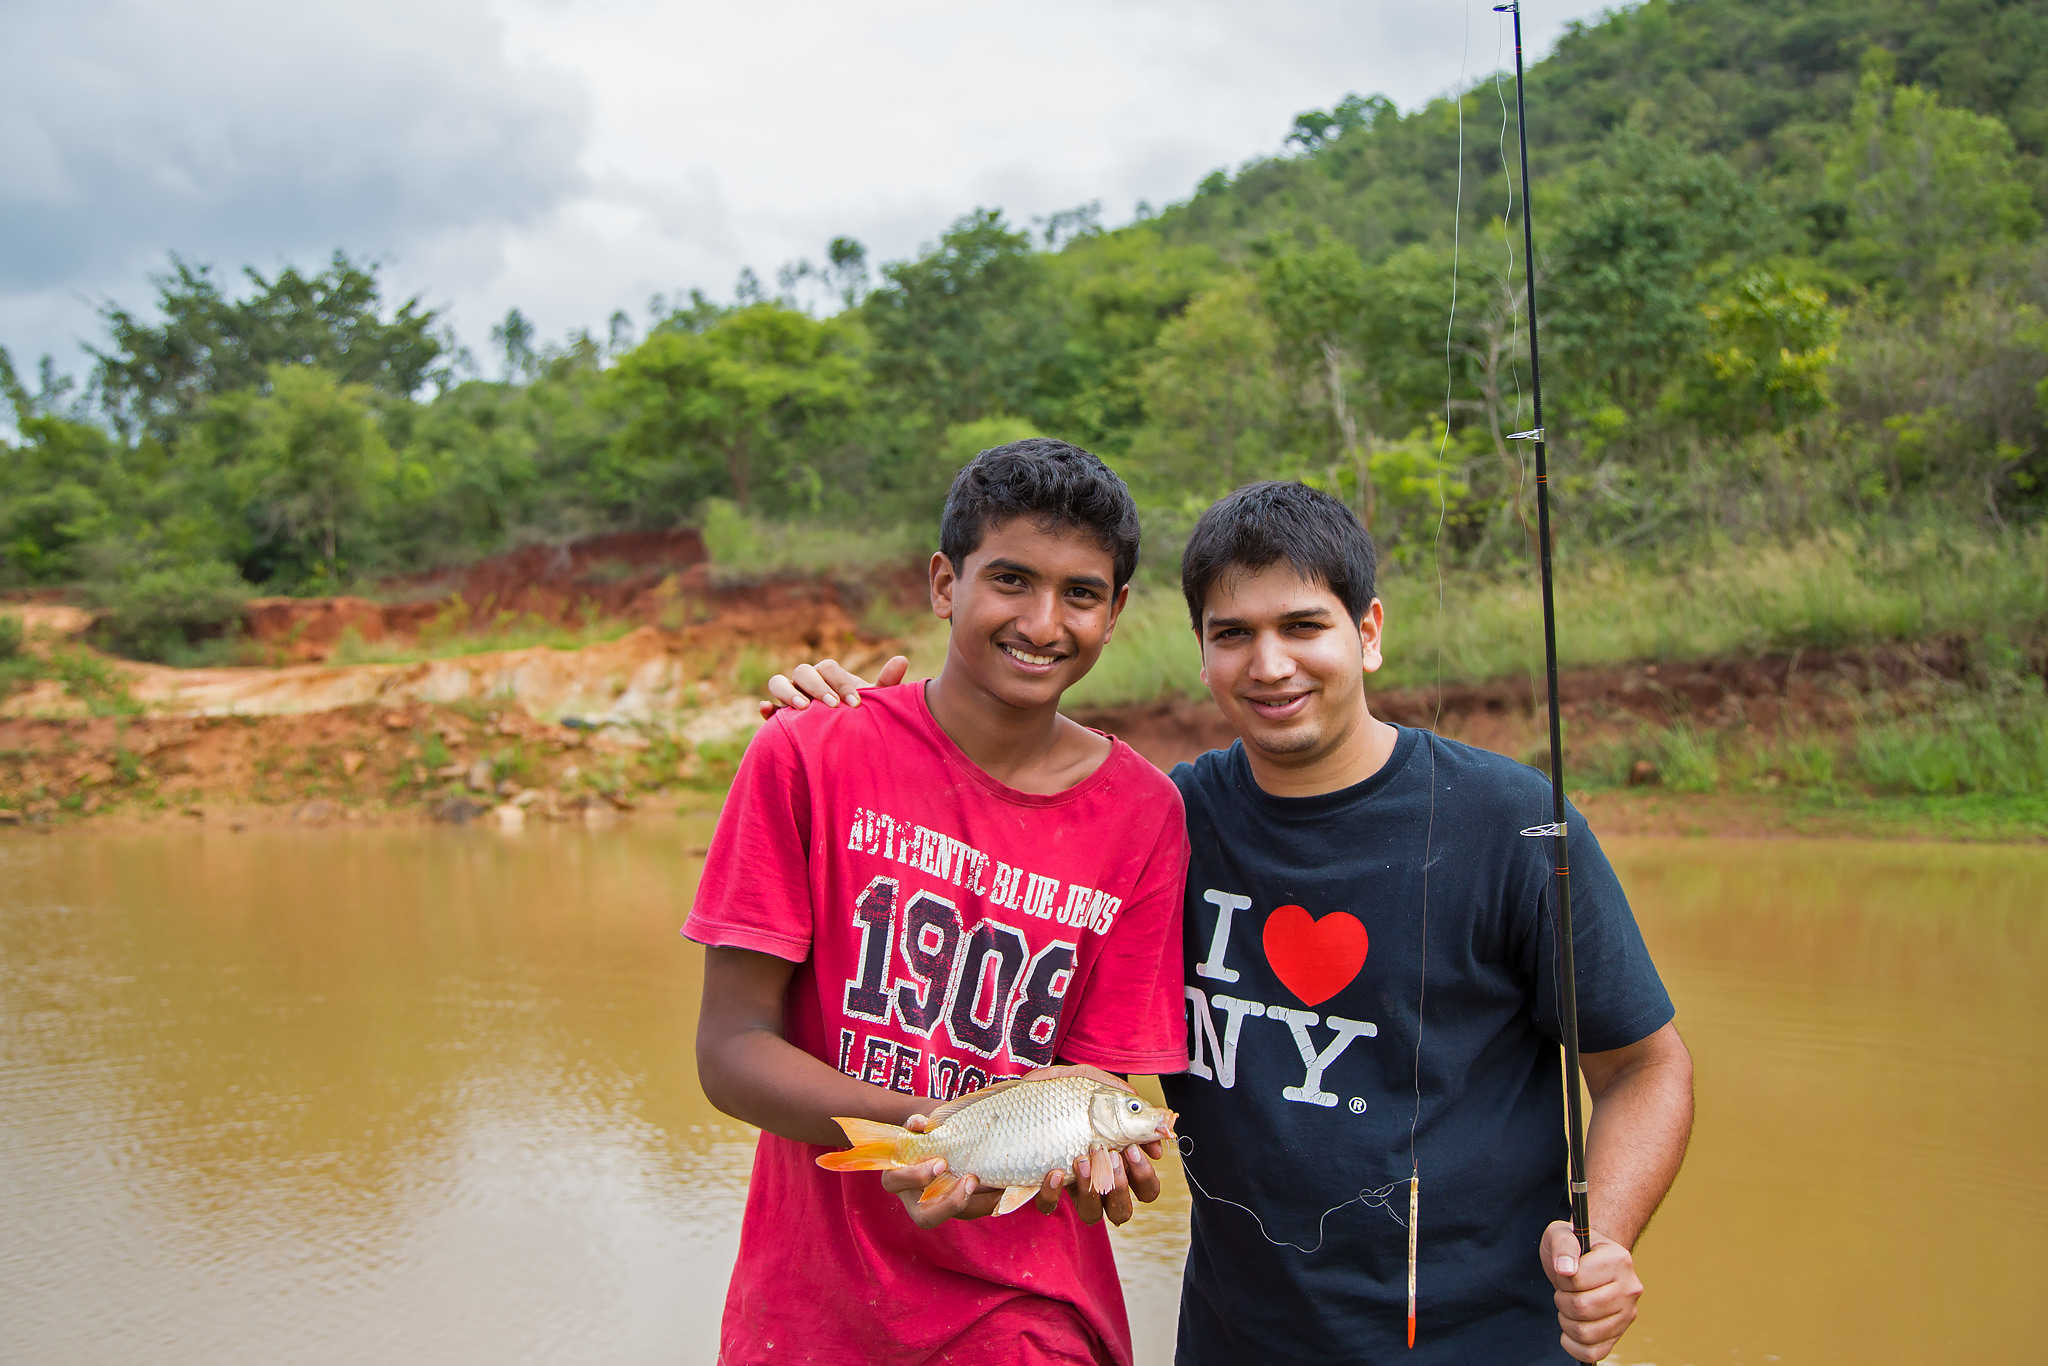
[1162,728,1674,1365]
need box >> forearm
[699,1025,925,1148]
[696,944,925,1148]
[1583,1028,1694,1248]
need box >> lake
[2,822,2042,1364]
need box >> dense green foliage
[5,0,2047,661]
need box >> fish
[815,1073,1177,1215]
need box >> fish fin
[916,1170,968,1206]
[923,1075,1032,1127]
[993,1185,1040,1216]
[1088,1146,1117,1197]
[814,1116,909,1171]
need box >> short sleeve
[1525,802,1674,1053]
[683,718,815,963]
[1054,793,1191,1076]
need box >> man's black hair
[1180,481,1378,629]
[939,438,1141,591]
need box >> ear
[1100,582,1130,644]
[1358,598,1385,674]
[929,550,956,621]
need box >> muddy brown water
[2,823,2041,1364]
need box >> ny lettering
[1266,1006,1377,1107]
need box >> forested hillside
[4,0,2045,662]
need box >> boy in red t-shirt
[686,438,1190,1366]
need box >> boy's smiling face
[931,516,1127,713]
[1197,562,1385,788]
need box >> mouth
[1244,692,1311,721]
[999,643,1065,672]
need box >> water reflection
[1,827,2042,1365]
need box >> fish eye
[1125,1098,1142,1113]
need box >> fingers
[1034,1169,1067,1216]
[1070,1153,1105,1226]
[1546,1228,1643,1363]
[1539,1220,1584,1286]
[874,655,910,688]
[817,659,873,702]
[792,662,838,706]
[1100,1153,1135,1226]
[878,1159,943,1199]
[1124,1144,1160,1205]
[764,674,800,714]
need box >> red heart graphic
[1261,904,1369,1007]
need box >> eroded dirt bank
[2,539,2035,838]
[0,632,2009,838]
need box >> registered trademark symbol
[1349,1097,1366,1114]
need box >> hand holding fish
[820,1065,1174,1230]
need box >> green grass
[1063,583,1206,709]
[1036,521,2048,710]
[1570,675,2048,837]
[1376,521,2048,691]
[326,607,638,665]
[700,498,928,584]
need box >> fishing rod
[1494,0,1592,1258]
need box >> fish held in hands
[816,1074,1177,1215]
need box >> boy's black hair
[939,438,1141,591]
[1180,481,1378,629]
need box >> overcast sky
[4,0,1619,387]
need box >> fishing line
[1176,1136,1407,1255]
[1410,5,1475,1343]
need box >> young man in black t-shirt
[766,480,1694,1364]
[1158,480,1691,1364]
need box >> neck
[923,670,1075,791]
[1242,704,1400,799]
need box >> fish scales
[816,1073,1177,1206]
[931,1075,1104,1187]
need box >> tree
[1544,134,1765,417]
[1259,233,1379,526]
[491,308,538,383]
[1131,275,1283,495]
[1824,48,2040,299]
[863,209,1057,428]
[604,304,863,517]
[1682,270,1841,434]
[236,366,393,587]
[92,252,443,443]
[827,236,871,309]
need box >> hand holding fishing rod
[1494,6,1693,1361]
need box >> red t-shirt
[685,682,1189,1366]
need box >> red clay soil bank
[241,529,930,664]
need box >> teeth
[1003,645,1057,666]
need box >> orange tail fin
[814,1116,911,1172]
[916,1170,967,1206]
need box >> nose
[1013,588,1060,644]
[1247,631,1293,683]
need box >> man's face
[931,517,1127,712]
[1197,562,1383,775]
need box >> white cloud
[2,0,1618,384]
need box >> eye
[1125,1098,1142,1113]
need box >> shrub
[87,559,249,662]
